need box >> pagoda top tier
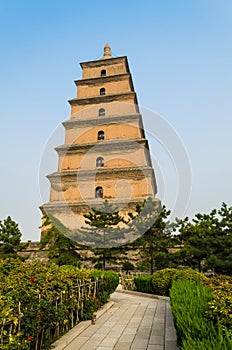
[101,43,112,59]
[80,45,128,69]
[79,45,131,81]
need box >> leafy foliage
[84,200,127,229]
[131,204,175,274]
[151,268,206,296]
[204,275,232,335]
[80,200,129,268]
[0,216,22,255]
[0,259,118,349]
[170,279,232,349]
[89,269,119,304]
[151,268,179,296]
[176,202,232,274]
[122,261,135,273]
[40,215,81,266]
[133,275,154,294]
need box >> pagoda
[40,44,160,237]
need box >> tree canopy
[81,200,128,269]
[132,204,173,274]
[0,216,22,256]
[177,202,232,274]
[40,215,81,266]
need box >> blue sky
[0,0,232,241]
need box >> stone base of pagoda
[40,196,161,241]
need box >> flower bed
[0,259,119,349]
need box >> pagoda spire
[101,43,112,59]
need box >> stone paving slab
[52,290,179,350]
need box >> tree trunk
[102,250,106,270]
[198,259,201,272]
[150,257,154,275]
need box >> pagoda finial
[101,43,112,59]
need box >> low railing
[0,279,100,350]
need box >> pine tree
[177,202,232,274]
[0,216,22,255]
[40,215,81,266]
[132,205,173,274]
[80,200,128,269]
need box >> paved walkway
[57,290,178,350]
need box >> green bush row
[170,279,232,349]
[0,259,119,350]
[133,275,154,294]
[132,268,206,296]
[89,269,119,305]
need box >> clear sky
[0,0,232,241]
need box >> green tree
[132,204,173,274]
[40,215,81,266]
[81,200,128,269]
[0,216,22,256]
[177,203,232,274]
[122,261,135,274]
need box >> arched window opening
[97,130,105,140]
[100,87,105,95]
[101,69,106,77]
[95,186,103,198]
[98,108,105,116]
[96,157,104,167]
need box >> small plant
[170,279,232,349]
[205,275,232,335]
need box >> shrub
[205,275,232,335]
[89,269,119,304]
[0,259,119,350]
[122,261,135,273]
[170,279,232,349]
[177,268,207,283]
[152,268,177,296]
[134,275,154,294]
[152,268,206,296]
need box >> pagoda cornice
[80,56,129,70]
[55,138,149,155]
[40,196,160,215]
[68,92,138,106]
[75,73,133,87]
[47,165,155,180]
[62,113,142,129]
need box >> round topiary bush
[152,268,178,296]
[177,269,207,284]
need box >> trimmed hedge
[170,279,232,349]
[128,268,206,296]
[89,269,119,304]
[151,268,206,296]
[134,275,154,294]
